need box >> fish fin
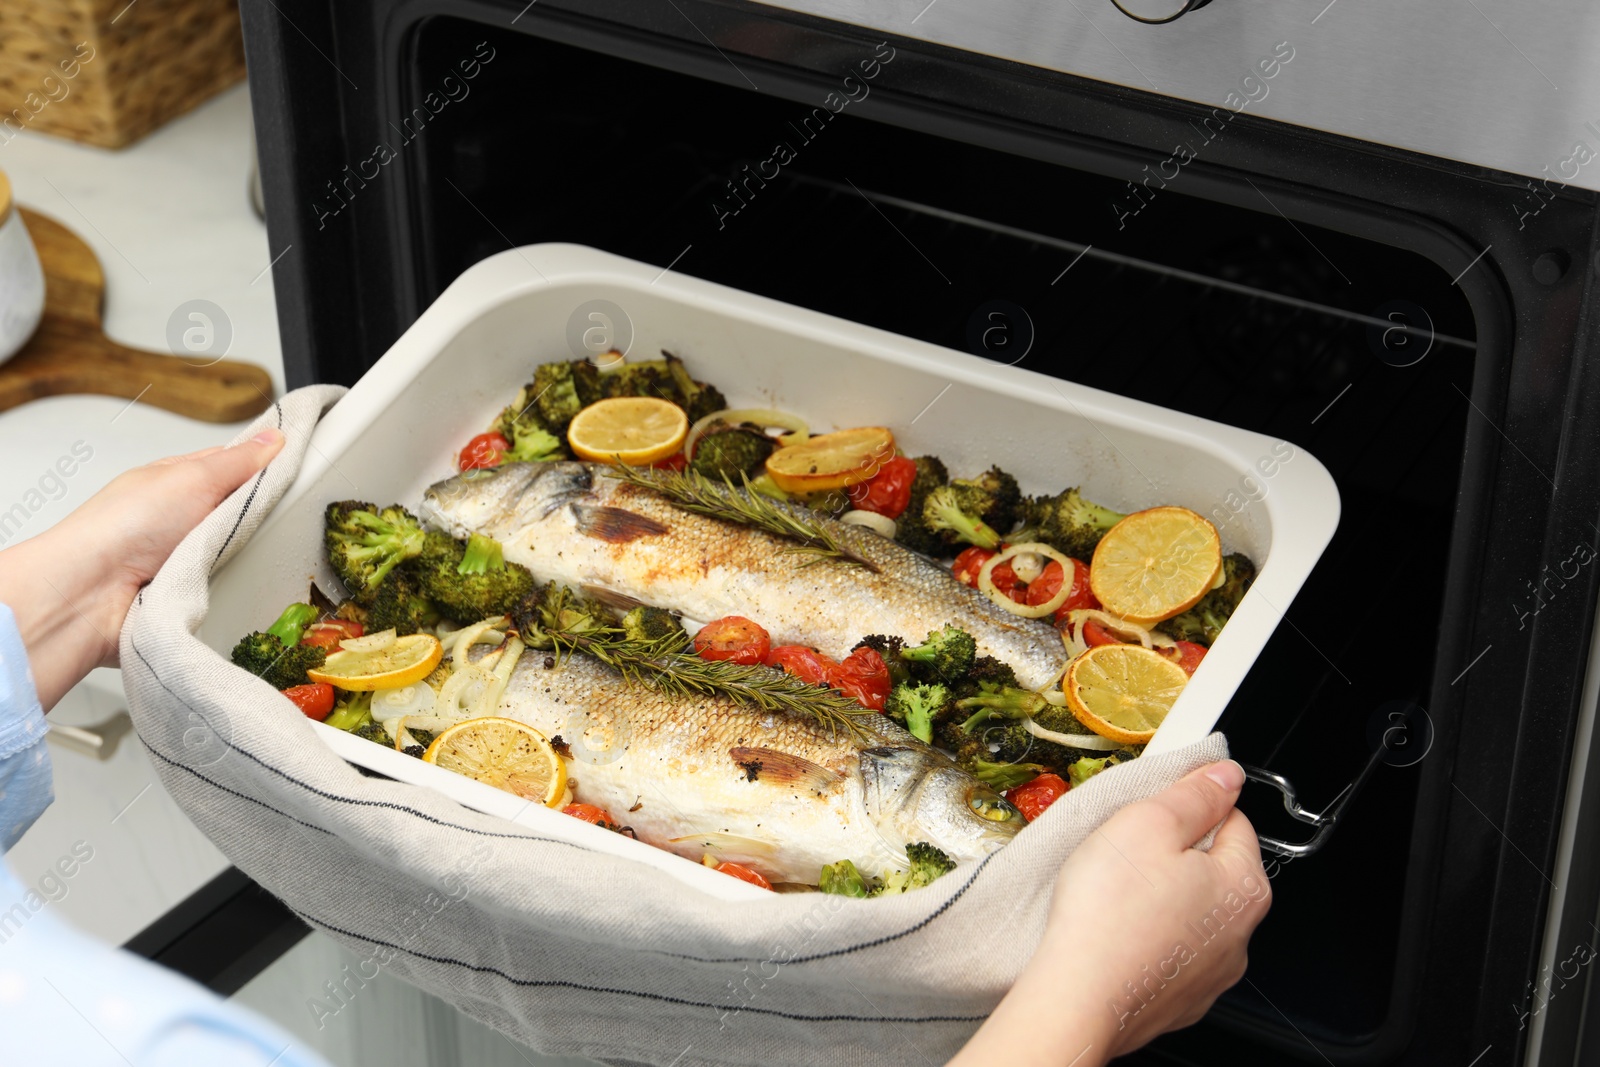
[730,746,846,792]
[666,831,780,861]
[571,504,670,543]
[580,584,645,612]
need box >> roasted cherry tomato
[459,432,510,471]
[1081,618,1124,648]
[1005,773,1069,822]
[282,682,336,721]
[845,455,918,519]
[827,646,892,711]
[765,645,837,687]
[716,862,773,890]
[652,452,689,472]
[694,616,773,666]
[1025,559,1100,622]
[951,546,1021,599]
[562,803,616,825]
[1167,641,1208,676]
[300,619,365,650]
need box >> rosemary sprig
[524,585,878,737]
[607,465,880,572]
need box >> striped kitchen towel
[122,384,1230,1067]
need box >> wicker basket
[0,0,245,149]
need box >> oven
[221,1,1600,1063]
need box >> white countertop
[2,84,286,944]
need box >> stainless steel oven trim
[1526,585,1600,1065]
[751,0,1600,195]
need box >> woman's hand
[0,429,284,710]
[949,760,1269,1067]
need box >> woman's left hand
[0,429,284,709]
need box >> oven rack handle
[1238,742,1387,859]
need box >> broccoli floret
[689,427,774,480]
[415,531,537,622]
[1157,552,1257,646]
[1027,488,1126,562]
[571,358,607,406]
[885,682,952,744]
[954,684,1046,733]
[949,655,1018,703]
[855,633,906,660]
[365,572,438,636]
[505,425,563,463]
[621,605,684,646]
[874,843,957,896]
[325,501,427,604]
[458,532,505,575]
[265,603,319,645]
[900,626,977,682]
[1068,755,1119,787]
[324,691,373,732]
[508,585,549,642]
[922,486,1002,551]
[949,467,1024,537]
[942,716,1035,768]
[664,352,728,423]
[494,386,569,463]
[531,361,584,433]
[230,631,327,690]
[969,759,1051,791]
[606,358,679,403]
[943,692,1131,780]
[819,859,873,898]
[352,718,392,745]
[893,456,949,556]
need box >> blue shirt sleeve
[0,603,53,851]
[0,604,336,1067]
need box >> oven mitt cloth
[122,384,1232,1067]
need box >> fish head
[858,746,1024,866]
[421,461,596,538]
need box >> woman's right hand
[950,760,1270,1067]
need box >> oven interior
[391,15,1482,1060]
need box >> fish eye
[968,789,1022,823]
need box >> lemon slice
[1065,644,1189,745]
[567,396,689,465]
[763,426,895,493]
[307,632,443,691]
[423,717,568,805]
[1089,506,1222,625]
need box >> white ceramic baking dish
[203,242,1339,897]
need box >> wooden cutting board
[0,208,274,423]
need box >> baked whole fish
[423,462,1067,688]
[478,643,1024,882]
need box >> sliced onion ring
[451,616,510,666]
[1024,717,1121,751]
[840,509,896,538]
[474,635,525,716]
[1060,609,1155,649]
[978,543,1076,619]
[685,408,809,459]
[373,681,436,719]
[437,663,493,718]
[385,712,470,736]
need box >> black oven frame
[239,1,1600,1063]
